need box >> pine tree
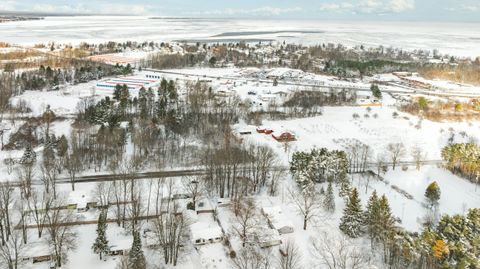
[370,83,382,99]
[378,195,396,261]
[128,231,146,269]
[323,182,335,212]
[20,145,37,165]
[92,211,109,260]
[339,178,352,198]
[366,191,381,244]
[339,188,364,238]
[425,181,441,206]
[113,84,122,101]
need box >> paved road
[1,160,444,187]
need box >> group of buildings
[96,74,161,91]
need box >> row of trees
[442,143,480,184]
[290,148,349,189]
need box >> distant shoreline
[0,16,44,23]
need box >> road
[0,160,444,187]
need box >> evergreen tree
[323,182,335,212]
[113,84,122,101]
[339,178,352,198]
[425,181,441,206]
[378,195,396,260]
[92,211,109,260]
[370,83,382,99]
[167,80,177,100]
[339,188,364,238]
[119,84,130,109]
[20,145,37,165]
[366,191,381,244]
[128,231,146,269]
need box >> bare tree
[232,246,272,269]
[311,232,372,269]
[17,164,34,199]
[375,153,385,176]
[231,198,258,247]
[152,181,189,266]
[40,156,60,199]
[269,167,285,196]
[0,183,14,245]
[0,230,26,269]
[94,182,112,208]
[288,186,322,230]
[45,199,77,267]
[27,188,53,238]
[128,182,144,234]
[386,143,406,170]
[411,145,426,170]
[181,176,204,210]
[65,152,81,191]
[277,240,302,269]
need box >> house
[68,192,96,212]
[191,221,223,245]
[196,198,216,214]
[19,242,53,264]
[262,206,294,234]
[108,236,133,256]
[108,246,128,256]
[272,132,296,142]
[356,93,381,106]
[274,91,289,99]
[216,198,231,208]
[260,94,278,103]
[256,127,273,134]
[253,227,282,248]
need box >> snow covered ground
[1,17,480,57]
[2,66,480,269]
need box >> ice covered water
[1,16,480,57]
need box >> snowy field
[1,16,480,57]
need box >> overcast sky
[1,0,480,22]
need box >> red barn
[272,132,296,142]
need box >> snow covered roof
[253,227,281,244]
[190,221,223,242]
[196,198,216,212]
[68,191,91,208]
[261,206,294,230]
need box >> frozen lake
[1,16,480,57]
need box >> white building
[252,227,282,248]
[190,221,223,245]
[96,74,161,92]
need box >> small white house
[262,206,294,234]
[196,198,216,214]
[253,227,282,248]
[191,221,223,245]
